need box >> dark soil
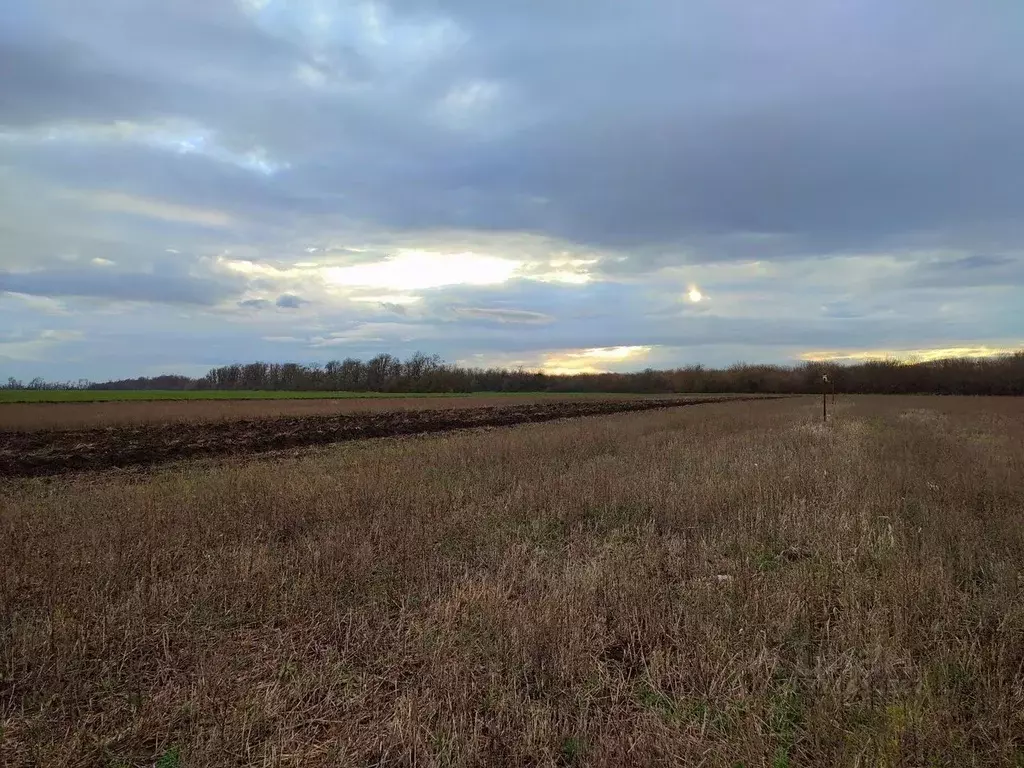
[0,396,776,477]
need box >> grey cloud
[906,254,1024,289]
[819,303,872,321]
[6,143,291,219]
[432,314,964,357]
[238,295,311,310]
[5,0,1023,266]
[941,255,1017,271]
[0,0,305,128]
[0,268,238,305]
[0,38,155,127]
[238,298,270,309]
[453,307,554,324]
[2,274,1016,381]
[426,279,620,321]
[275,293,306,308]
[306,0,1024,259]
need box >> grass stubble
[1,396,1023,766]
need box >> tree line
[5,351,1023,396]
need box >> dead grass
[2,396,1023,766]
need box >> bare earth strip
[0,393,724,431]
[0,396,774,478]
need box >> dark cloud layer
[5,0,1022,255]
[907,254,1024,289]
[275,293,306,308]
[0,269,238,305]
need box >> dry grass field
[2,395,1023,766]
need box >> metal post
[822,374,829,422]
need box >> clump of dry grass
[2,396,1023,766]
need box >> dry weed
[1,396,1022,766]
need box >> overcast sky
[2,0,1023,380]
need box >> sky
[2,0,1023,381]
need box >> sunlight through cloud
[543,345,653,374]
[801,344,1024,363]
[323,250,521,291]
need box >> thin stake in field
[822,374,829,422]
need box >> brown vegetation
[2,396,1023,766]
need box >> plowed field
[0,396,771,477]
[0,393,701,431]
